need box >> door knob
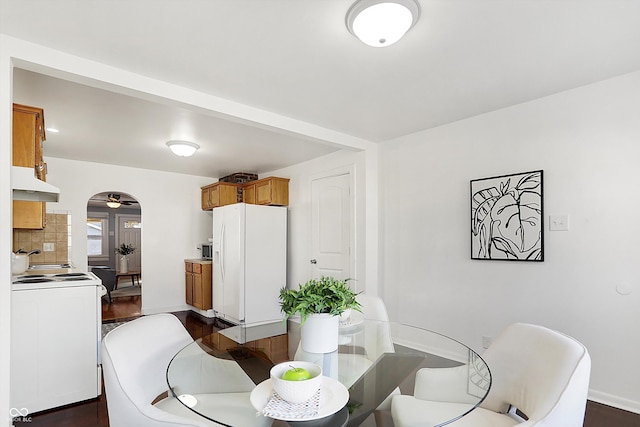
[310,259,317,264]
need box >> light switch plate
[549,215,569,231]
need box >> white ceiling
[12,69,339,177]
[4,0,640,177]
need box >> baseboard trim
[589,389,640,414]
[142,304,189,315]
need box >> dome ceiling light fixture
[166,140,200,157]
[346,0,420,47]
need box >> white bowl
[270,361,322,403]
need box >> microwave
[201,243,213,260]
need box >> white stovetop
[12,267,102,291]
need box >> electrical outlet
[43,242,55,252]
[482,336,493,349]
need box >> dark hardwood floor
[101,294,142,322]
[14,300,640,426]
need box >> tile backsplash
[13,211,72,265]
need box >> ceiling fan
[91,193,139,208]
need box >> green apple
[282,366,312,381]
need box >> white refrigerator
[212,203,287,325]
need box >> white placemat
[262,388,321,420]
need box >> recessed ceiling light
[46,127,60,133]
[166,140,200,157]
[346,0,420,47]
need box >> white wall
[0,37,14,427]
[380,70,640,412]
[266,149,370,294]
[45,157,213,314]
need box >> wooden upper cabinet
[12,104,47,229]
[242,184,255,204]
[244,177,290,206]
[13,104,45,170]
[201,176,290,210]
[201,182,239,211]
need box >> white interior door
[116,214,141,272]
[311,173,352,280]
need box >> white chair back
[391,322,591,427]
[357,293,390,321]
[480,323,591,425]
[102,314,207,427]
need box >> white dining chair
[351,294,397,426]
[391,322,591,427]
[357,293,390,321]
[102,313,268,427]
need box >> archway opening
[87,191,142,322]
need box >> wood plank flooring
[13,301,640,426]
[101,294,141,322]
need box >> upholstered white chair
[102,313,268,427]
[391,323,591,427]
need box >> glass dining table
[166,315,491,427]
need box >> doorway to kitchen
[87,191,142,322]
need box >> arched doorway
[87,192,142,321]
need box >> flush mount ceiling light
[166,140,200,157]
[346,0,420,47]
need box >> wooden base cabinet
[185,260,212,311]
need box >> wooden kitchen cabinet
[201,182,239,210]
[242,176,289,206]
[12,104,47,229]
[185,260,212,310]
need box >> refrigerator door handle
[220,223,225,282]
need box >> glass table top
[166,318,491,426]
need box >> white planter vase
[301,313,339,353]
[119,255,129,273]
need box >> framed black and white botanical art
[470,170,543,261]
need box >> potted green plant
[114,243,136,273]
[279,276,360,353]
